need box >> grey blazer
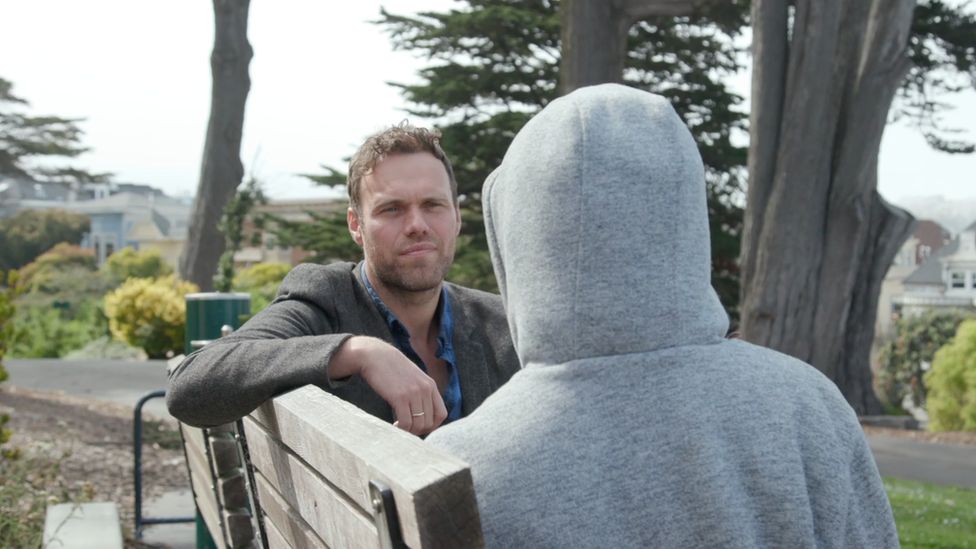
[166,261,520,428]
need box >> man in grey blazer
[166,124,519,436]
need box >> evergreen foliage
[0,77,110,184]
[214,177,266,293]
[898,0,976,153]
[925,319,976,431]
[287,0,974,312]
[233,262,291,313]
[300,1,751,311]
[0,209,90,271]
[268,205,361,266]
[876,309,972,412]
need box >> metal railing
[133,389,194,539]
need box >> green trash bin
[183,291,251,549]
[184,292,251,355]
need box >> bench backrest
[178,421,260,548]
[241,384,484,549]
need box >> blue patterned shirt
[360,264,462,423]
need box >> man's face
[348,152,461,294]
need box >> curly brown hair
[347,123,458,213]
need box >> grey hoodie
[426,84,898,548]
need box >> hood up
[483,84,728,366]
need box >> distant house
[0,176,166,218]
[0,176,189,267]
[0,176,74,217]
[875,219,953,341]
[234,197,347,267]
[63,192,190,268]
[891,219,976,320]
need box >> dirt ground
[0,385,190,547]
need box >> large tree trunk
[559,0,697,94]
[180,0,252,291]
[741,0,916,414]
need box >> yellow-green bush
[925,319,976,432]
[233,262,290,313]
[17,243,97,293]
[100,247,173,284]
[104,275,198,359]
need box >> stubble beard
[366,238,455,298]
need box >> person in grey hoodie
[425,84,899,548]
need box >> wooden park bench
[176,385,483,548]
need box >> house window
[950,271,965,288]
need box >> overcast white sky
[2,1,974,206]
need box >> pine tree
[0,77,109,184]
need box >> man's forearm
[166,332,351,427]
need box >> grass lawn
[885,477,976,548]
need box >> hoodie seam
[572,98,586,357]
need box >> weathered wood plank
[182,423,232,548]
[185,434,213,495]
[190,466,225,549]
[247,385,483,548]
[243,416,380,549]
[253,471,329,549]
[263,511,323,549]
[181,424,208,466]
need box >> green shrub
[100,247,173,286]
[17,243,98,294]
[233,262,290,313]
[10,300,108,358]
[876,310,971,412]
[11,245,112,357]
[0,270,19,457]
[62,336,146,360]
[925,319,976,432]
[0,209,89,271]
[104,275,198,358]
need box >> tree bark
[559,0,697,94]
[741,0,916,414]
[180,0,252,291]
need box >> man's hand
[330,336,448,436]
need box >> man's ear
[454,205,462,236]
[347,207,364,247]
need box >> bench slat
[247,385,483,549]
[254,471,331,549]
[243,416,381,549]
[182,424,232,548]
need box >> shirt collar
[360,262,454,352]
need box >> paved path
[868,433,976,489]
[5,358,172,418]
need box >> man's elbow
[165,356,218,427]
